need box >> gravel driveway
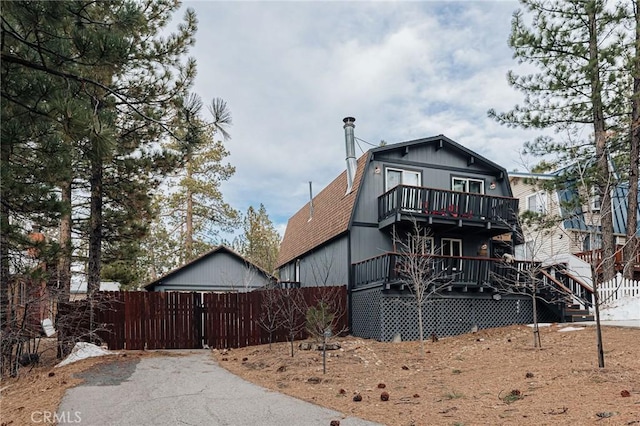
[58,350,382,426]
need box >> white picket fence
[598,273,640,304]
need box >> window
[524,240,535,261]
[452,177,484,194]
[386,168,422,212]
[407,231,434,255]
[527,191,547,214]
[441,238,463,271]
[385,168,421,191]
[582,234,602,251]
[590,186,601,211]
[452,177,484,216]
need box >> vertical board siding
[57,287,348,351]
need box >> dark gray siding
[298,237,349,287]
[350,225,393,263]
[352,143,511,224]
[152,252,270,292]
[350,143,510,261]
[278,262,296,282]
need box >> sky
[181,1,546,237]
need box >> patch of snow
[56,342,116,367]
[600,296,640,321]
[558,326,585,332]
[41,318,56,337]
[526,323,552,328]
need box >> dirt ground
[212,324,640,426]
[1,325,638,426]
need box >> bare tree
[277,287,306,357]
[257,285,282,350]
[393,219,455,357]
[489,232,574,348]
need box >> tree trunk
[58,179,72,302]
[290,332,294,357]
[588,6,616,281]
[417,301,425,357]
[624,0,640,279]
[531,290,541,348]
[0,188,10,326]
[592,270,605,368]
[87,154,103,296]
[185,159,193,261]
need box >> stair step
[565,308,590,316]
[566,314,595,322]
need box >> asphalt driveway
[58,351,382,426]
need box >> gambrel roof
[276,154,369,268]
[277,135,514,267]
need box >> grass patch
[443,390,464,400]
[501,389,523,404]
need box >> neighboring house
[276,117,558,342]
[144,245,274,292]
[70,280,120,301]
[5,227,58,334]
[509,170,640,278]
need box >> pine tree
[2,1,200,299]
[489,0,629,281]
[141,96,238,276]
[623,0,640,279]
[234,204,281,274]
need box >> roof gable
[144,245,274,290]
[276,154,368,267]
[372,135,509,178]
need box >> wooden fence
[57,286,347,351]
[598,273,640,304]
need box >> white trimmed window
[527,191,547,214]
[441,238,463,271]
[452,177,484,194]
[385,168,421,191]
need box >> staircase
[538,266,595,323]
[563,304,594,323]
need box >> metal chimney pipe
[308,181,314,221]
[343,117,356,194]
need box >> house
[4,226,59,336]
[70,280,120,301]
[509,170,640,278]
[144,245,274,292]
[276,117,562,342]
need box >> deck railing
[573,245,640,272]
[378,185,519,227]
[352,253,534,289]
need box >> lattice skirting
[351,286,559,342]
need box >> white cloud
[182,1,546,232]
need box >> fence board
[599,273,640,304]
[58,286,348,352]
